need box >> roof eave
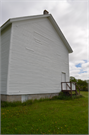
[49,14,73,53]
[1,19,11,31]
[1,14,50,31]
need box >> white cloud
[69,60,89,80]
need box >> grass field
[1,91,88,134]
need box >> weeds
[51,91,83,100]
[1,91,83,107]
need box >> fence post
[66,82,67,90]
[61,82,62,91]
[75,83,77,95]
[71,82,72,98]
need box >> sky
[0,0,89,80]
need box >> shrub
[51,91,83,100]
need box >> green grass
[1,91,88,134]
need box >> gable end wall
[8,18,69,95]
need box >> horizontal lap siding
[1,25,11,94]
[8,18,69,95]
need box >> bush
[51,91,83,100]
[81,86,88,91]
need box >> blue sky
[76,63,82,68]
[83,60,87,63]
[75,60,88,75]
[79,70,87,74]
[75,60,88,68]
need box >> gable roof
[1,14,73,53]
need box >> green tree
[70,77,88,91]
[77,79,88,91]
[70,76,77,83]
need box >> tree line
[70,76,88,91]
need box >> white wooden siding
[8,18,69,95]
[1,25,11,94]
[0,28,1,94]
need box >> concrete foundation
[1,93,59,102]
[1,95,21,102]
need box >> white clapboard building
[1,11,73,102]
